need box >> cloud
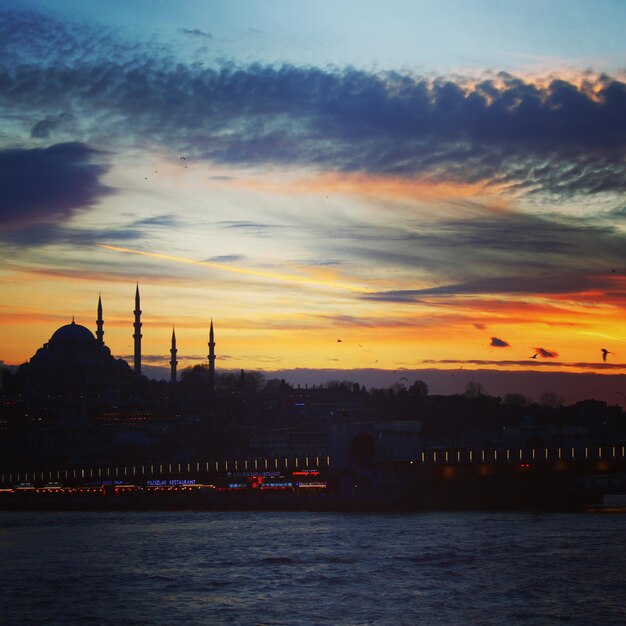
[490,337,510,348]
[1,224,141,248]
[0,142,113,229]
[421,358,625,370]
[534,347,559,358]
[2,9,625,198]
[216,221,287,236]
[130,215,181,228]
[356,210,626,299]
[30,113,73,139]
[205,254,244,263]
[179,28,213,40]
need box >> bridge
[3,444,626,509]
[0,455,332,489]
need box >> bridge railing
[415,444,626,465]
[0,455,332,488]
[3,445,626,488]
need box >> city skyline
[2,1,626,401]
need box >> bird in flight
[601,348,613,362]
[337,339,342,343]
[529,353,538,359]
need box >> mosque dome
[17,317,131,398]
[49,321,97,346]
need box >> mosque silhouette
[17,286,216,398]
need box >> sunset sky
[2,1,626,399]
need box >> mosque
[16,286,216,398]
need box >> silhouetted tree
[264,378,292,391]
[409,380,429,398]
[540,391,563,409]
[503,393,529,408]
[465,381,484,398]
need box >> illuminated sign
[146,479,196,487]
[295,482,327,488]
[228,471,281,478]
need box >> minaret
[96,293,104,346]
[208,319,215,394]
[133,284,142,375]
[170,326,178,384]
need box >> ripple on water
[2,511,626,626]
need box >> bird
[179,156,186,160]
[529,353,538,359]
[601,348,613,362]
[610,268,617,273]
[337,339,342,343]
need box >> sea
[1,510,625,625]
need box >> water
[1,511,625,625]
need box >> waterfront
[1,511,625,625]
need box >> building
[15,287,216,399]
[16,318,132,399]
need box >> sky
[1,1,626,402]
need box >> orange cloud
[233,171,515,206]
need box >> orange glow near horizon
[3,266,625,379]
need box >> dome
[17,304,134,400]
[49,321,96,346]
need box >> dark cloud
[2,9,625,197]
[216,221,287,236]
[30,113,73,138]
[0,142,112,229]
[0,223,141,248]
[422,358,625,370]
[490,337,510,348]
[218,221,279,229]
[205,254,245,262]
[130,215,180,228]
[364,277,579,302]
[534,347,559,358]
[179,28,213,40]
[357,211,626,299]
